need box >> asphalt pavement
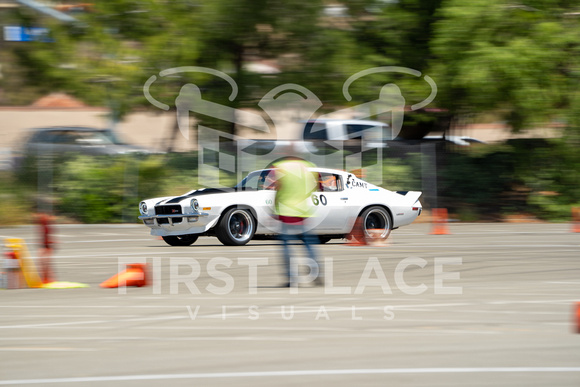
[0,222,579,386]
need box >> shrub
[440,138,580,221]
[55,155,171,223]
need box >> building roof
[31,93,87,108]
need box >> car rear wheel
[162,234,199,246]
[216,208,256,246]
[358,206,392,242]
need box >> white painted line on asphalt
[0,315,140,318]
[460,309,568,316]
[49,248,281,259]
[180,303,476,320]
[0,347,98,352]
[60,239,157,243]
[0,328,349,340]
[0,315,186,329]
[53,224,142,229]
[486,299,579,305]
[1,367,580,385]
[0,337,303,346]
[397,243,579,248]
[0,303,476,328]
[0,302,473,309]
[93,232,137,236]
[396,230,570,236]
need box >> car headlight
[139,201,148,215]
[190,198,199,212]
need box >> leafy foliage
[431,0,580,133]
[2,0,580,224]
[54,155,168,223]
[441,139,580,221]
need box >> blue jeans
[279,221,321,284]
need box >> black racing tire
[358,206,392,242]
[215,208,256,246]
[162,234,199,246]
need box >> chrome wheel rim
[228,210,253,241]
[363,209,390,239]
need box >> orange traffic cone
[100,263,148,288]
[572,207,580,233]
[346,218,367,246]
[367,229,390,247]
[575,302,580,334]
[430,208,451,235]
[4,251,23,289]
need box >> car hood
[158,188,237,205]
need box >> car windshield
[100,129,127,145]
[236,169,277,191]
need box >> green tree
[431,0,580,134]
[339,0,448,137]
[3,1,203,117]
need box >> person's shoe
[280,282,299,288]
[313,276,324,287]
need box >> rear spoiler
[396,190,422,203]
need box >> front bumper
[138,212,209,227]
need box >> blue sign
[3,26,53,42]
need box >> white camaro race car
[138,168,422,246]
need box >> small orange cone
[575,302,580,334]
[4,251,23,289]
[367,229,390,246]
[346,218,367,246]
[100,263,148,288]
[430,208,451,235]
[572,207,580,233]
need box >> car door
[240,169,277,233]
[310,172,352,233]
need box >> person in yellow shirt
[274,158,323,287]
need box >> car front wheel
[216,208,256,246]
[162,234,199,246]
[359,206,392,242]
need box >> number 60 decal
[312,194,327,206]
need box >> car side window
[51,131,74,144]
[346,124,378,140]
[30,131,53,143]
[318,172,342,192]
[303,122,328,140]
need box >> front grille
[155,205,182,215]
[155,205,183,224]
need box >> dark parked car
[13,126,154,167]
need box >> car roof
[28,126,108,132]
[253,167,348,175]
[310,167,348,175]
[302,119,388,126]
[423,135,486,145]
